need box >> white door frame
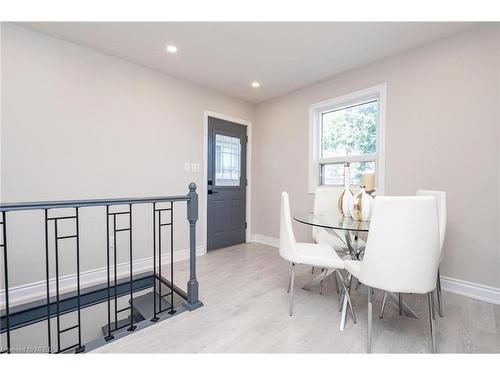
[203,111,252,251]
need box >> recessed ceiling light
[251,82,260,88]
[166,45,178,53]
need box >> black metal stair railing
[151,201,176,322]
[45,208,84,353]
[107,204,137,338]
[0,183,201,354]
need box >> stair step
[131,290,184,318]
[100,289,184,337]
[101,314,143,336]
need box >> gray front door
[207,117,247,251]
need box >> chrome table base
[301,268,335,291]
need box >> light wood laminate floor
[94,243,500,353]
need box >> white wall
[252,25,500,289]
[2,22,500,296]
[1,23,254,289]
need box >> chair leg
[333,271,341,294]
[436,268,444,317]
[338,284,345,311]
[289,263,295,316]
[398,293,403,315]
[379,291,388,319]
[287,262,292,293]
[311,266,315,274]
[427,292,437,353]
[431,291,436,320]
[319,268,325,295]
[367,286,373,353]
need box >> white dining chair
[312,187,349,292]
[279,192,355,319]
[380,190,447,319]
[344,196,441,353]
[417,190,446,317]
[313,186,349,253]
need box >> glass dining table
[293,210,419,330]
[294,211,370,258]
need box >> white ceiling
[21,22,476,103]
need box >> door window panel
[215,134,241,187]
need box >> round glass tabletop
[293,210,370,232]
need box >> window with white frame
[309,84,386,193]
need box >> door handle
[208,190,219,195]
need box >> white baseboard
[251,233,500,306]
[440,276,500,305]
[0,245,205,308]
[251,234,279,248]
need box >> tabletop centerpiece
[349,172,375,221]
[337,162,353,217]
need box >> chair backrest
[359,196,440,294]
[314,186,341,213]
[416,190,447,252]
[279,192,299,263]
[313,186,342,237]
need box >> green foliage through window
[320,99,378,186]
[321,100,378,158]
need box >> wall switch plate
[191,163,200,173]
[184,162,191,172]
